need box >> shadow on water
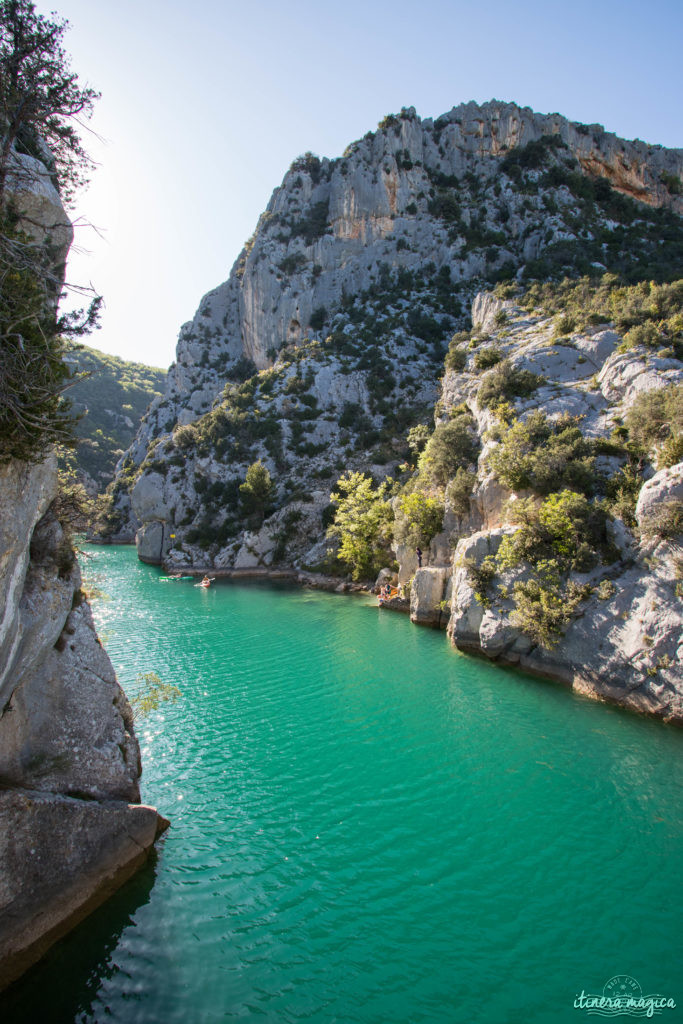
[0,851,159,1024]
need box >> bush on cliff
[487,412,597,496]
[418,411,478,486]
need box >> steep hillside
[62,344,165,492]
[112,100,682,559]
[107,100,683,719]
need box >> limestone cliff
[112,99,682,564]
[417,290,682,722]
[108,100,682,721]
[0,456,168,990]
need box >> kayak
[159,575,194,582]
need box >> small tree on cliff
[0,0,99,206]
[0,0,100,463]
[239,461,275,526]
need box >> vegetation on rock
[0,0,100,463]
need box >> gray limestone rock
[0,458,165,989]
[410,567,451,628]
[0,790,168,991]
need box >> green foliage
[487,412,597,495]
[510,564,589,649]
[327,471,394,580]
[445,331,469,371]
[604,463,642,527]
[239,461,275,525]
[494,491,610,647]
[129,672,181,721]
[173,423,199,451]
[624,384,683,467]
[419,411,478,486]
[279,253,307,275]
[406,423,431,459]
[477,359,544,410]
[500,134,565,175]
[522,276,683,348]
[0,2,101,463]
[498,490,606,572]
[446,467,476,516]
[0,267,75,461]
[309,306,327,330]
[395,491,444,548]
[60,343,165,484]
[464,555,496,607]
[290,200,330,244]
[473,346,502,371]
[230,356,258,382]
[661,172,682,196]
[0,0,99,206]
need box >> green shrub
[464,555,496,607]
[419,413,478,486]
[661,172,682,196]
[554,314,575,337]
[487,412,596,495]
[407,423,431,458]
[278,253,307,275]
[239,461,275,525]
[604,463,642,527]
[473,346,503,371]
[172,423,199,451]
[510,564,589,648]
[445,331,470,371]
[624,384,682,463]
[477,360,544,410]
[497,490,607,573]
[446,468,476,516]
[309,306,327,330]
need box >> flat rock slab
[0,789,168,992]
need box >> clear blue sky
[40,0,683,369]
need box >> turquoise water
[3,544,683,1023]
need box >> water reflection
[0,852,159,1024]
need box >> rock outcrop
[441,293,682,722]
[0,456,168,990]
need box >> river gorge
[2,544,681,1023]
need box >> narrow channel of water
[3,544,682,1023]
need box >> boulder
[135,520,167,564]
[410,567,451,628]
[0,791,168,991]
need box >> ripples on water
[2,546,682,1024]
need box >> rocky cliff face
[0,139,167,988]
[433,292,682,721]
[110,99,682,720]
[0,456,168,989]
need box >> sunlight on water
[2,545,682,1024]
